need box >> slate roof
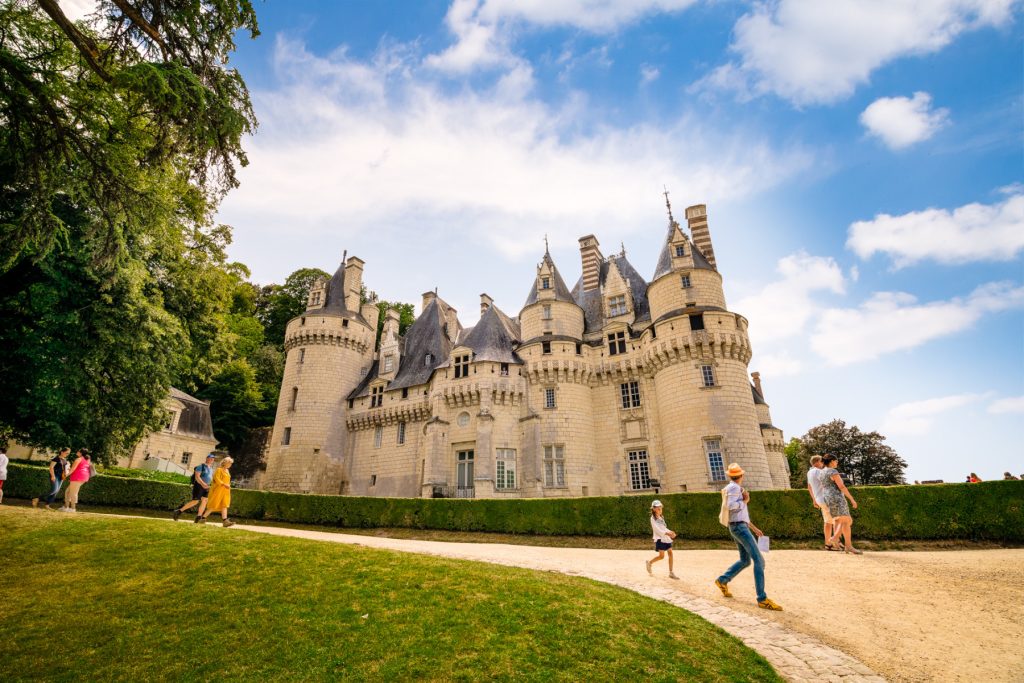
[751,383,767,405]
[378,297,454,393]
[322,262,351,313]
[168,388,216,440]
[523,251,576,308]
[570,254,651,333]
[652,222,716,281]
[459,304,523,364]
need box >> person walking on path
[820,455,862,555]
[32,448,70,510]
[0,447,8,504]
[806,455,838,550]
[62,449,92,512]
[714,463,782,611]
[199,457,235,527]
[173,454,216,522]
[645,500,679,579]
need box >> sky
[67,0,1023,483]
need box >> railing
[431,485,476,499]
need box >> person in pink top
[63,448,92,512]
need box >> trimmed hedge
[5,463,1022,541]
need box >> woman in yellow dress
[200,457,235,527]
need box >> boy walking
[172,453,216,522]
[807,455,837,549]
[32,448,70,509]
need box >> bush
[4,463,1022,541]
[99,466,192,486]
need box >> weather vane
[663,186,674,224]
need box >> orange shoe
[758,598,783,611]
[715,579,732,597]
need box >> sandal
[844,547,863,555]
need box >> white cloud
[696,0,1016,105]
[752,352,803,378]
[732,251,846,344]
[220,36,813,263]
[59,0,97,21]
[847,192,1024,267]
[426,0,696,72]
[989,396,1024,414]
[811,281,1024,365]
[640,64,661,85]
[881,393,985,435]
[859,92,950,149]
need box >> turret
[519,248,584,341]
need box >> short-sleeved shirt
[807,467,825,503]
[724,481,751,524]
[194,463,213,486]
[0,453,8,480]
[50,456,66,481]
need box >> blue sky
[172,1,1022,483]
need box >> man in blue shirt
[172,453,216,522]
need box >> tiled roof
[523,252,576,307]
[571,254,651,333]
[460,304,523,364]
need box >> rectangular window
[383,355,394,372]
[348,399,354,410]
[457,450,474,490]
[401,387,408,399]
[424,353,433,367]
[180,452,192,466]
[371,385,384,407]
[544,387,556,409]
[342,319,349,328]
[290,387,298,411]
[542,341,552,354]
[608,295,627,317]
[542,304,552,320]
[370,474,376,486]
[706,440,725,481]
[680,274,691,288]
[496,448,517,489]
[374,426,382,448]
[543,445,565,487]
[620,381,641,409]
[300,317,306,326]
[607,331,627,355]
[675,245,686,257]
[541,277,551,290]
[298,348,306,364]
[575,342,582,355]
[397,421,406,445]
[454,354,471,378]
[689,313,705,331]
[282,427,291,445]
[628,450,651,490]
[701,364,716,387]
[500,363,509,376]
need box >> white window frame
[619,381,641,409]
[454,354,470,378]
[374,426,382,448]
[675,244,686,258]
[541,276,551,290]
[608,295,627,317]
[495,448,517,490]
[544,387,556,409]
[680,274,691,288]
[397,421,406,445]
[371,385,384,407]
[705,440,726,481]
[607,331,626,355]
[627,450,651,490]
[543,444,565,487]
[701,364,716,387]
[181,452,192,466]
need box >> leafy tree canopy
[796,419,908,486]
[255,267,329,347]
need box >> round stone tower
[261,256,378,494]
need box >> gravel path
[213,523,1020,683]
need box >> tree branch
[35,0,111,81]
[109,0,168,55]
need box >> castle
[260,203,789,498]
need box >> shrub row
[5,463,1022,541]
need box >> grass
[0,507,781,682]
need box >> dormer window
[424,353,433,367]
[370,385,383,408]
[608,295,627,317]
[541,277,551,290]
[675,245,686,257]
[454,354,470,378]
[607,331,626,355]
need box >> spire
[663,186,675,225]
[544,234,550,256]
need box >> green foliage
[197,359,265,454]
[5,464,1022,541]
[374,299,416,348]
[255,267,330,346]
[98,465,191,485]
[800,419,908,485]
[785,437,810,488]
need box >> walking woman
[820,455,862,554]
[200,457,235,527]
[714,463,782,610]
[645,500,679,579]
[63,449,92,512]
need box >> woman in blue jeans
[714,463,783,611]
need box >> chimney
[578,235,604,292]
[421,290,437,314]
[686,205,717,270]
[751,371,763,396]
[344,256,365,311]
[480,293,493,318]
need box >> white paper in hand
[757,535,770,554]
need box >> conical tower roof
[652,221,715,281]
[523,250,575,307]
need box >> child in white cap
[645,499,679,579]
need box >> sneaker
[645,560,653,575]
[223,519,235,528]
[714,579,733,598]
[196,517,206,524]
[58,507,70,512]
[758,598,783,611]
[31,498,39,508]
[668,572,680,580]
[172,509,181,522]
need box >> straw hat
[725,463,745,478]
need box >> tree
[799,419,907,486]
[784,437,809,489]
[255,267,329,347]
[374,299,416,347]
[197,359,264,456]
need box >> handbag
[757,534,770,554]
[718,488,730,526]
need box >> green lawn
[0,508,781,682]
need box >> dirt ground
[236,526,1023,683]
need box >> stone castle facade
[260,203,789,498]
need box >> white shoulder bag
[718,488,730,526]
